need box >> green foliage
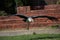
[50,24,60,29]
[1,0,60,16]
[56,0,60,4]
[0,11,7,16]
[15,0,23,6]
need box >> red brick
[0,5,60,30]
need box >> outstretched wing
[44,16,58,21]
[32,16,58,21]
[12,14,28,19]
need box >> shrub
[51,24,60,29]
[0,11,7,16]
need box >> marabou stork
[12,14,58,30]
[12,14,58,22]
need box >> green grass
[0,34,60,40]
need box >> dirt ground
[0,27,60,36]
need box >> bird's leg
[27,22,30,30]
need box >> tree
[4,0,16,15]
[56,0,60,4]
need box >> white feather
[27,17,34,22]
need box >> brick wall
[0,5,60,30]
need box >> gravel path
[0,29,60,36]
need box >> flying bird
[12,14,58,22]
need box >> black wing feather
[32,16,58,21]
[12,14,28,19]
[44,16,58,21]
